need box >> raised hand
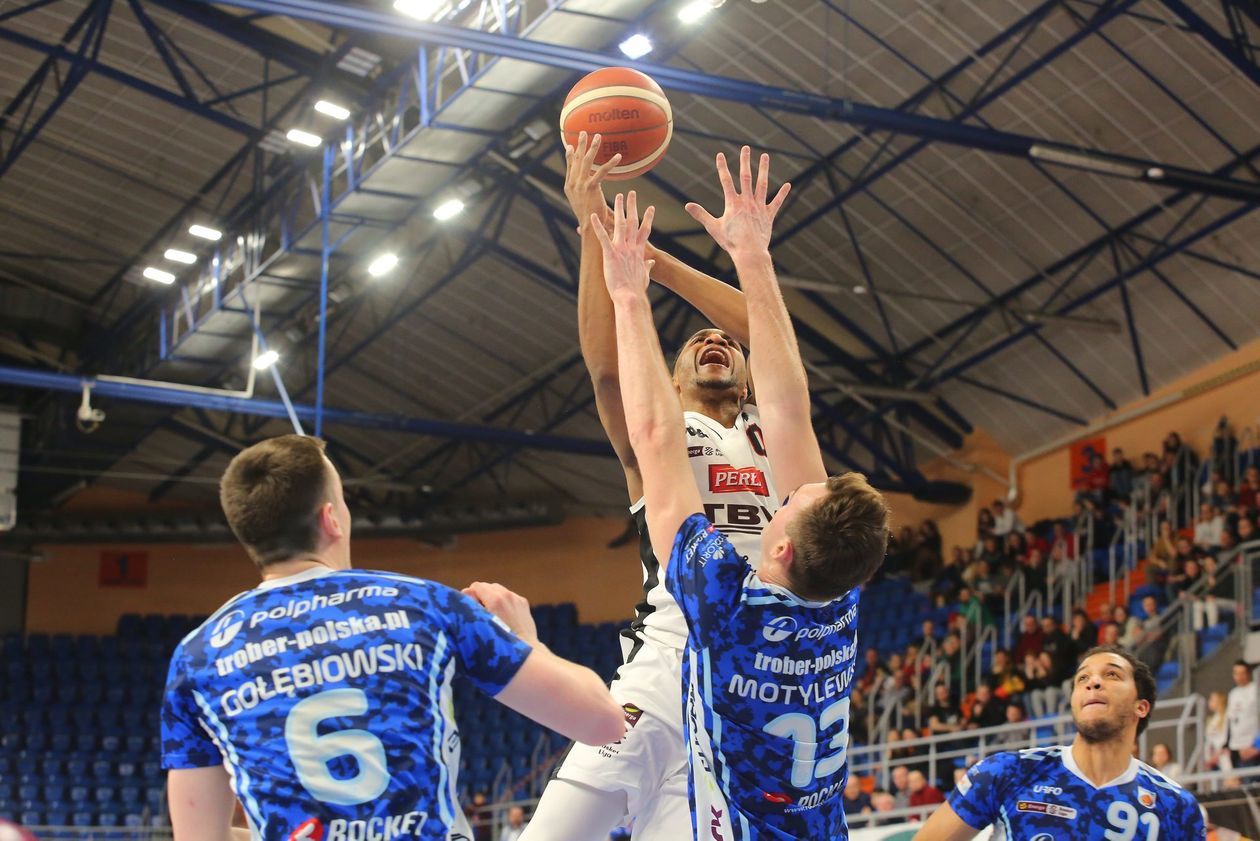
[685,145,790,258]
[591,191,655,299]
[564,131,621,232]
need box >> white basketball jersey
[624,405,780,653]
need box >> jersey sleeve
[160,649,223,770]
[436,585,534,696]
[664,513,750,648]
[947,751,1013,831]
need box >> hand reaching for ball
[564,131,621,233]
[590,191,655,300]
[685,146,790,259]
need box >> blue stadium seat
[19,810,41,827]
[72,810,96,827]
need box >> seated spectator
[1097,621,1120,647]
[917,619,938,650]
[1228,661,1260,769]
[957,586,994,629]
[849,687,870,746]
[1004,531,1027,561]
[857,647,881,694]
[940,633,964,688]
[1112,604,1142,649]
[933,549,965,599]
[1212,416,1238,486]
[976,536,1004,570]
[1204,690,1233,774]
[499,806,528,841]
[1173,557,1220,631]
[1194,502,1225,549]
[1013,614,1044,664]
[1212,478,1237,512]
[907,769,945,816]
[890,765,911,810]
[992,498,1024,536]
[996,703,1028,745]
[1109,447,1133,501]
[870,790,897,826]
[1149,520,1177,586]
[842,775,872,816]
[1082,451,1110,504]
[1068,608,1098,655]
[1039,615,1074,683]
[987,648,1026,701]
[1238,466,1260,513]
[1023,651,1064,719]
[1050,521,1075,560]
[1148,743,1184,783]
[966,684,1006,730]
[1133,451,1161,499]
[975,509,995,555]
[898,726,930,778]
[1238,514,1257,545]
[926,682,963,735]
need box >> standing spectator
[1173,557,1219,630]
[842,775,872,816]
[907,770,945,817]
[1194,502,1225,550]
[1212,416,1238,487]
[1135,595,1168,670]
[1211,477,1237,512]
[1239,515,1257,546]
[940,633,965,688]
[467,792,493,841]
[992,498,1023,536]
[1019,549,1049,598]
[1013,615,1044,664]
[1204,691,1233,774]
[916,521,944,579]
[1068,608,1098,655]
[1083,451,1110,504]
[1227,661,1260,769]
[500,806,529,841]
[1148,743,1184,782]
[917,619,938,650]
[1049,522,1075,561]
[1109,447,1134,501]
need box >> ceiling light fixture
[619,34,653,59]
[164,248,197,264]
[188,225,222,241]
[143,267,176,285]
[286,128,322,148]
[314,100,351,120]
[252,349,280,370]
[433,198,465,221]
[368,253,400,276]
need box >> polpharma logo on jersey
[763,616,797,642]
[209,610,245,649]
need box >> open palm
[685,145,790,257]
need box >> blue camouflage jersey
[161,566,532,841]
[949,745,1206,840]
[665,514,860,841]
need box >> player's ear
[1135,697,1151,723]
[317,502,343,540]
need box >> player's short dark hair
[1078,644,1156,736]
[220,435,333,568]
[786,472,890,601]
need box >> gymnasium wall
[24,516,643,635]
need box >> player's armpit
[168,766,238,841]
[912,802,982,841]
[648,246,750,347]
[493,647,625,746]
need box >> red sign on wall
[99,551,148,588]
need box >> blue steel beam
[0,363,614,456]
[1160,0,1260,89]
[0,0,110,180]
[208,0,1260,203]
[0,22,256,138]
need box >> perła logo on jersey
[708,465,768,496]
[209,610,246,649]
[763,616,797,642]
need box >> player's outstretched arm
[591,192,704,568]
[168,766,245,841]
[686,147,825,493]
[912,802,981,841]
[566,132,644,502]
[464,582,624,746]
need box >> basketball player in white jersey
[520,133,778,840]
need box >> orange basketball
[561,67,672,181]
